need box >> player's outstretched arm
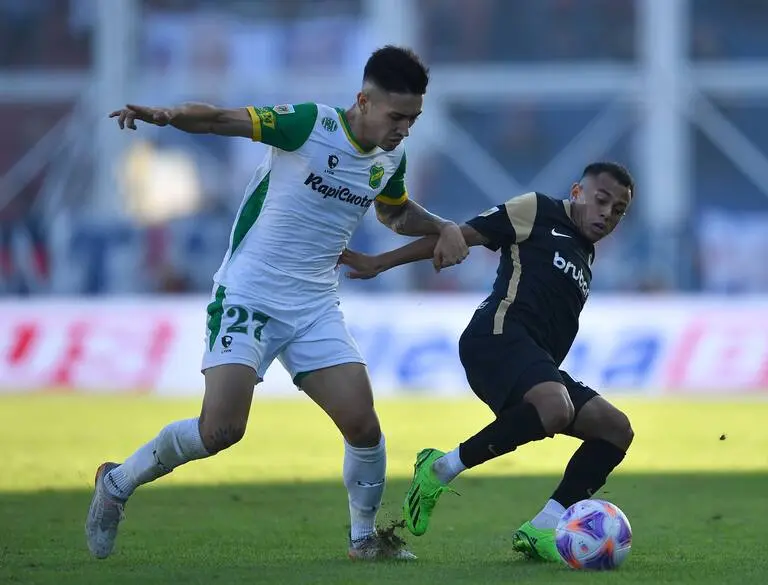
[374,199,469,268]
[339,224,489,279]
[109,103,252,137]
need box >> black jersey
[465,192,595,366]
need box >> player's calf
[102,418,213,501]
[453,381,574,472]
[85,364,257,558]
[544,398,633,522]
[327,397,384,542]
[456,399,549,471]
[300,363,387,545]
[107,366,256,496]
[86,416,213,559]
[402,391,564,538]
[519,393,633,559]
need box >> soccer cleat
[403,448,458,536]
[85,462,127,559]
[511,521,561,563]
[347,532,417,561]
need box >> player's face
[570,172,632,242]
[360,91,423,151]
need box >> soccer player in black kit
[338,162,635,561]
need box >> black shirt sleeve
[466,192,539,251]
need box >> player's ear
[356,91,369,114]
[569,182,583,201]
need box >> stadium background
[1,0,767,396]
[2,2,768,584]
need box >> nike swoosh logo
[356,480,385,487]
[551,228,572,238]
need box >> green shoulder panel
[248,103,318,152]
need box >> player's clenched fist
[433,222,469,271]
[109,104,174,130]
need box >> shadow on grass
[1,473,767,585]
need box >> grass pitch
[1,394,767,584]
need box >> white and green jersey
[213,102,409,310]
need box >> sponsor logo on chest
[303,173,373,208]
[553,251,591,299]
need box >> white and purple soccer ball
[555,499,632,570]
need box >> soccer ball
[555,499,632,570]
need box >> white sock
[343,435,386,542]
[432,447,466,484]
[531,498,567,530]
[104,418,210,499]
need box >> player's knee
[197,417,247,454]
[524,382,575,435]
[607,409,634,451]
[548,398,576,435]
[341,413,381,448]
[538,392,575,435]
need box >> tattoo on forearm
[379,201,446,236]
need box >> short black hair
[363,45,429,95]
[582,162,635,196]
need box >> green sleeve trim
[251,103,318,151]
[378,152,407,201]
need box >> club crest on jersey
[369,163,385,189]
[273,104,294,115]
[327,154,339,170]
[321,116,338,132]
[256,107,276,130]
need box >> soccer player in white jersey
[86,46,469,561]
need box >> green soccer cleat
[512,521,562,563]
[403,448,458,536]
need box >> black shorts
[458,321,598,416]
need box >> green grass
[1,395,768,584]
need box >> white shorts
[200,286,365,384]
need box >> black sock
[551,439,627,508]
[458,402,547,468]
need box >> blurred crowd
[1,0,767,295]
